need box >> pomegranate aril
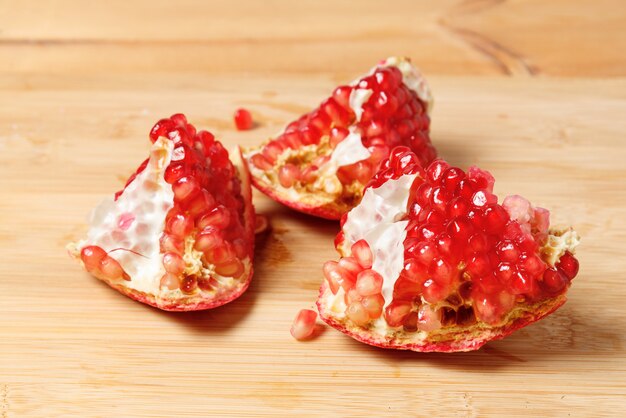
[160,273,181,290]
[278,164,301,188]
[180,276,198,294]
[426,160,450,183]
[80,246,107,272]
[541,268,568,294]
[556,252,579,280]
[467,253,491,278]
[346,302,370,326]
[422,279,448,304]
[291,309,318,341]
[417,305,442,332]
[100,256,126,280]
[337,257,361,278]
[160,233,184,254]
[167,212,193,237]
[429,257,454,286]
[323,261,348,294]
[173,177,200,201]
[519,253,546,277]
[163,252,185,275]
[351,239,373,269]
[195,227,222,251]
[234,108,253,131]
[332,85,352,109]
[355,269,383,296]
[385,301,413,327]
[215,258,244,278]
[329,127,349,149]
[251,154,273,170]
[483,204,509,233]
[361,294,384,319]
[197,206,231,230]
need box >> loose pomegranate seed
[290,309,318,341]
[234,108,253,131]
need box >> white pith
[341,173,418,309]
[77,137,175,294]
[324,172,580,339]
[245,56,432,202]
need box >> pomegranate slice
[317,147,581,352]
[68,114,255,311]
[245,57,436,220]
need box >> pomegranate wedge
[68,114,255,311]
[245,57,436,220]
[317,147,580,352]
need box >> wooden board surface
[0,74,625,417]
[1,0,626,416]
[1,0,626,78]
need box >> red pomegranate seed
[197,206,231,230]
[355,269,383,296]
[346,302,370,326]
[541,268,568,294]
[234,108,253,131]
[163,252,185,275]
[100,256,126,280]
[384,301,413,327]
[322,261,342,294]
[160,273,181,290]
[329,127,349,149]
[344,288,361,305]
[166,212,193,237]
[251,153,273,170]
[351,239,373,269]
[337,257,362,278]
[361,294,384,319]
[180,276,198,294]
[290,309,318,341]
[278,164,301,188]
[300,165,319,184]
[417,305,441,332]
[262,142,285,163]
[160,233,184,254]
[80,246,107,272]
[173,177,200,201]
[556,252,579,280]
[215,258,244,278]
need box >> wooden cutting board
[0,73,625,417]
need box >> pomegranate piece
[244,56,436,220]
[68,114,255,311]
[317,147,581,352]
[234,108,254,131]
[291,309,318,340]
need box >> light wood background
[0,1,625,417]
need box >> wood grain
[0,73,624,417]
[0,0,625,77]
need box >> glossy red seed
[556,252,579,280]
[355,269,383,296]
[234,108,253,130]
[80,246,107,272]
[180,276,198,294]
[351,240,373,269]
[291,309,318,340]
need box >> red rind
[316,282,567,352]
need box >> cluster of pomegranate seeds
[328,147,579,331]
[250,64,435,192]
[290,309,318,341]
[234,108,254,131]
[149,114,248,293]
